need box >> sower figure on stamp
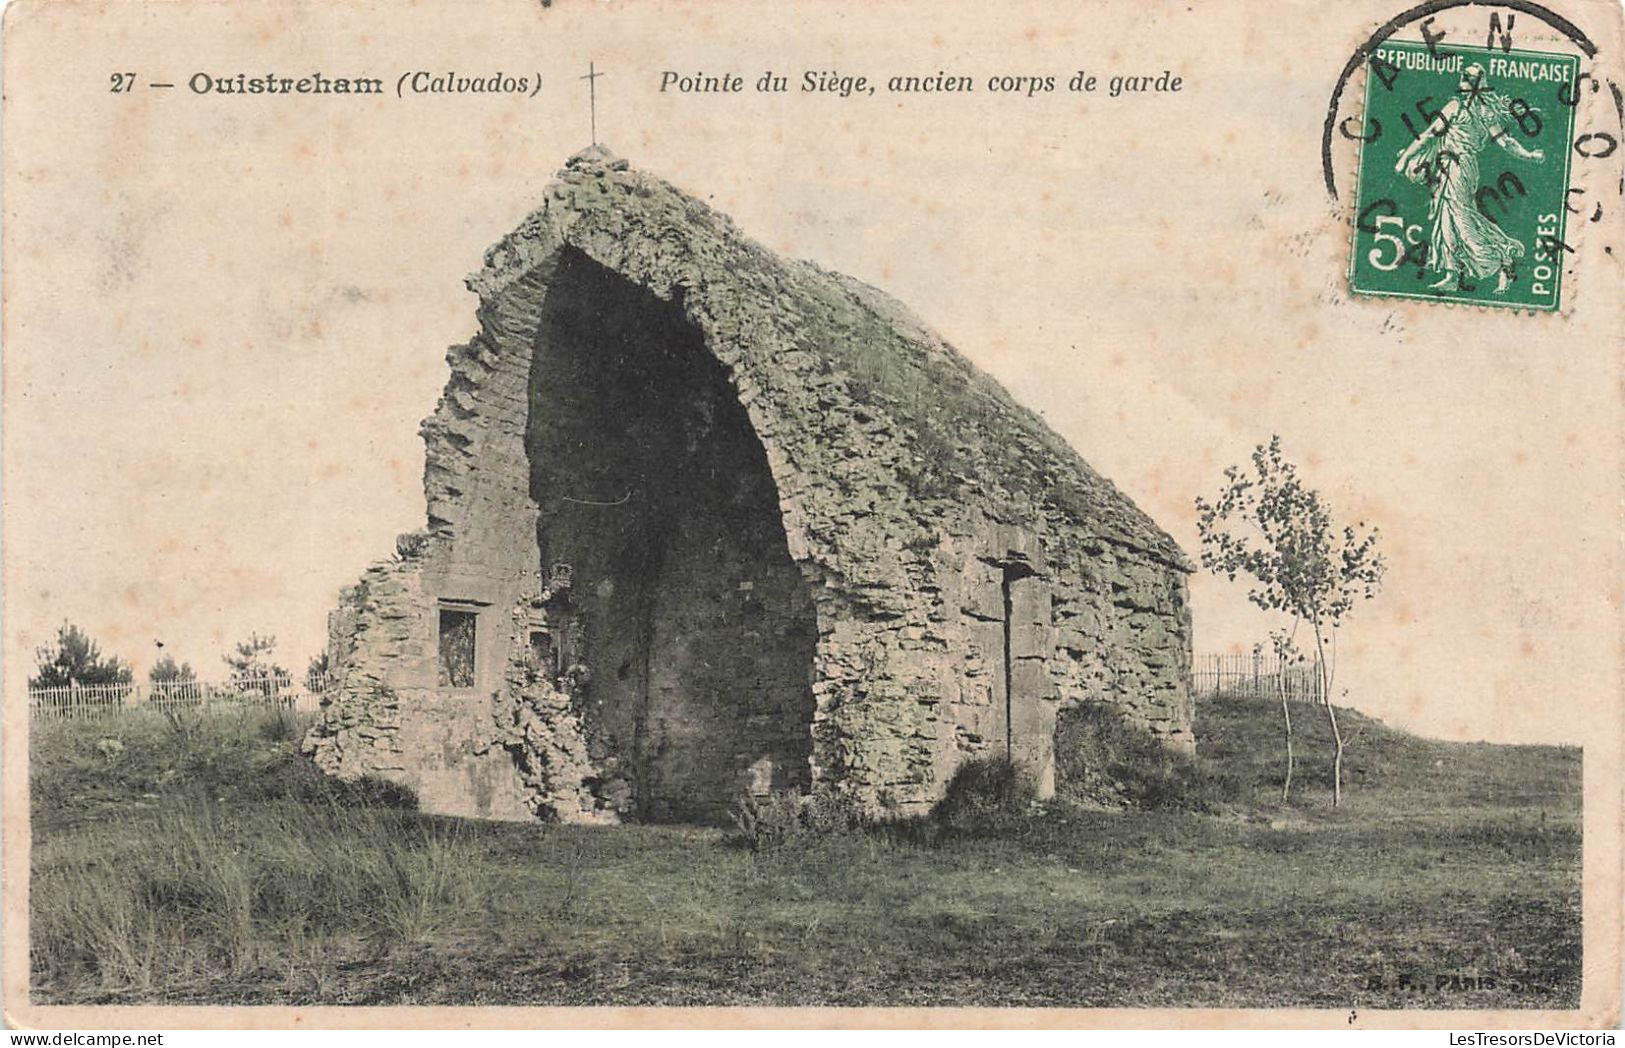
[1394,62,1545,294]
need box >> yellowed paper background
[4,0,1621,1028]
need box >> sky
[5,0,1621,745]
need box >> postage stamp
[1349,41,1579,312]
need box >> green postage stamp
[1349,41,1579,311]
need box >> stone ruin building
[304,146,1195,824]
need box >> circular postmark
[1323,1,1622,312]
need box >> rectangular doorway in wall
[1001,564,1056,795]
[1002,567,1016,761]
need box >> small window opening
[528,630,554,673]
[438,607,479,688]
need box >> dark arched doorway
[525,249,818,823]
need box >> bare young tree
[1195,435,1386,806]
[1265,628,1300,801]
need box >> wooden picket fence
[32,655,1321,717]
[1192,651,1323,703]
[28,673,329,721]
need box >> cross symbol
[580,61,604,146]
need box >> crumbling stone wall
[305,147,1193,823]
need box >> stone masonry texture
[303,147,1196,824]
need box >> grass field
[28,697,1581,1008]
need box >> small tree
[148,654,198,699]
[30,622,133,690]
[1194,436,1385,806]
[223,632,288,697]
[305,651,330,691]
[148,653,195,683]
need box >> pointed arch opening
[524,249,817,822]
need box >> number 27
[109,72,137,93]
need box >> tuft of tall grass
[32,792,475,996]
[31,705,456,996]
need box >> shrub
[1054,702,1237,812]
[931,756,1036,837]
[727,785,869,851]
[800,784,867,835]
[728,789,804,851]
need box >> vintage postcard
[3,0,1622,1031]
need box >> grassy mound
[1193,692,1580,815]
[30,707,414,835]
